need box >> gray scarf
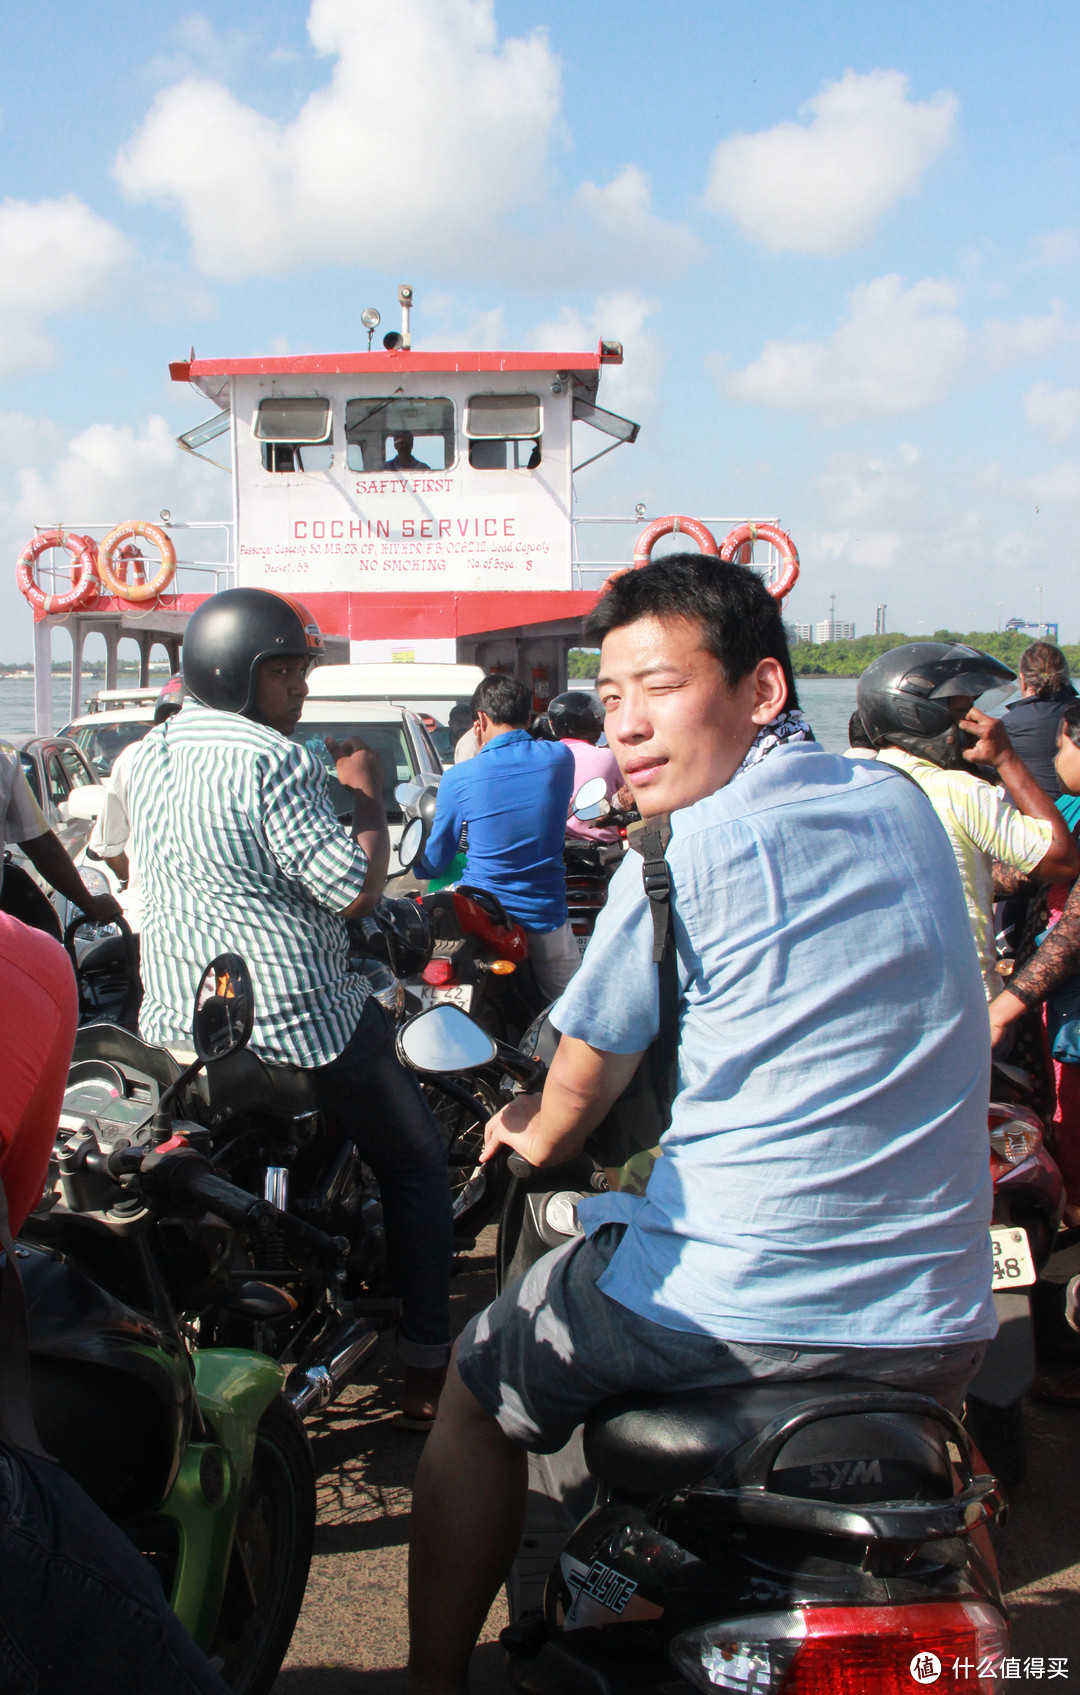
[731,708,814,782]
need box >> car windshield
[291,720,418,821]
[69,719,152,778]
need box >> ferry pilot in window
[384,430,430,472]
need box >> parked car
[289,700,442,872]
[306,663,484,766]
[60,706,155,779]
[3,734,106,911]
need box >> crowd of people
[2,565,1080,1689]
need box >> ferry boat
[18,288,795,733]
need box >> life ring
[720,522,800,602]
[16,529,101,615]
[97,521,176,602]
[633,514,720,567]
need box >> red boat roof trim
[170,345,619,382]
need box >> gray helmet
[857,642,1016,769]
[548,690,605,744]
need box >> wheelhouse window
[465,393,542,470]
[254,397,333,473]
[346,398,454,474]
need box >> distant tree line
[567,633,1080,683]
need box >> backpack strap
[626,814,673,964]
[0,1173,47,1457]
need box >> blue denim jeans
[314,996,452,1367]
[0,1442,228,1694]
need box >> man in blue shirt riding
[407,554,995,1695]
[417,674,579,1000]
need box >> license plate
[989,1225,1037,1289]
[574,932,590,957]
[419,983,474,1013]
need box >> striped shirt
[127,702,369,1066]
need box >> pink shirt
[563,738,622,842]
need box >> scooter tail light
[421,959,455,986]
[669,1600,1008,1693]
[988,1119,1043,1166]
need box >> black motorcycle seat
[195,1048,318,1120]
[583,1379,956,1502]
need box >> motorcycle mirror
[395,1004,498,1074]
[395,779,425,810]
[398,816,426,870]
[572,775,611,822]
[191,953,255,1063]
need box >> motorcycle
[396,1003,1012,1693]
[963,1059,1065,1484]
[55,938,379,1424]
[20,952,336,1693]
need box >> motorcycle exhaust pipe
[286,1317,380,1418]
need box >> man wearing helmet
[548,690,623,845]
[858,642,1080,999]
[126,588,452,1424]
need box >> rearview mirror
[62,786,107,822]
[572,775,611,823]
[192,953,255,1062]
[396,1004,498,1074]
[398,816,426,870]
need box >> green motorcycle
[22,954,339,1693]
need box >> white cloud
[116,0,562,280]
[0,415,229,659]
[703,69,957,255]
[1025,383,1080,445]
[1028,228,1080,269]
[720,274,969,420]
[982,300,1077,369]
[0,196,131,374]
[116,0,701,290]
[531,291,661,415]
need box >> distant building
[792,622,815,644]
[816,619,855,643]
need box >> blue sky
[0,0,1077,658]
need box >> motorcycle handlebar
[145,1151,346,1264]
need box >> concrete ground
[275,1227,1080,1692]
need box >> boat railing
[570,515,783,592]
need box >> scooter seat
[583,1379,956,1502]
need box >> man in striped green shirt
[128,588,451,1425]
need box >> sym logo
[807,1459,884,1491]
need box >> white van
[306,663,485,764]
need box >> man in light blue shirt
[407,555,994,1693]
[417,673,578,998]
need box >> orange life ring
[98,521,176,602]
[16,530,101,615]
[720,522,800,602]
[633,514,720,567]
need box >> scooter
[963,1061,1065,1484]
[20,953,337,1693]
[395,1003,1012,1694]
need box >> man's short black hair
[475,673,532,727]
[447,703,475,742]
[584,553,799,707]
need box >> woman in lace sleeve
[990,705,1080,1221]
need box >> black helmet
[182,587,325,714]
[857,642,1016,769]
[548,690,605,744]
[154,672,186,723]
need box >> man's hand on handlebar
[82,891,123,924]
[482,1093,543,1165]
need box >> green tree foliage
[568,649,601,679]
[791,632,1080,679]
